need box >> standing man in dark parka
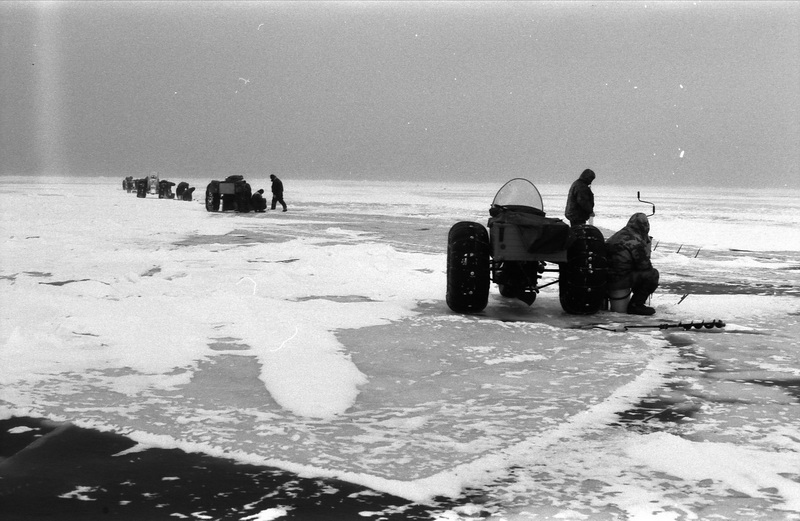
[565,169,596,227]
[270,174,288,212]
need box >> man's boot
[628,295,655,316]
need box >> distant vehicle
[122,176,135,192]
[446,178,607,315]
[205,175,252,213]
[147,173,160,195]
[135,178,149,198]
[158,180,176,199]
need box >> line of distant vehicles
[122,173,194,201]
[122,173,259,213]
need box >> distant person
[251,189,267,212]
[565,169,595,226]
[605,213,659,315]
[270,174,287,212]
[176,182,189,199]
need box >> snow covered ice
[1,176,799,519]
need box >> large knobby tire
[205,183,220,212]
[559,224,607,314]
[447,221,490,314]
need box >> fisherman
[270,174,287,212]
[605,212,659,315]
[564,169,595,227]
[176,181,189,199]
[251,189,267,212]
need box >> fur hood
[626,212,650,236]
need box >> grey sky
[1,1,798,187]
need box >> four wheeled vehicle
[147,173,160,195]
[158,180,176,199]
[205,175,252,213]
[135,178,149,198]
[446,178,607,315]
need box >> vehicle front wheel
[446,221,490,314]
[205,184,220,212]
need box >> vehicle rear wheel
[447,221,490,314]
[559,224,607,314]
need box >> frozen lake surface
[1,177,799,519]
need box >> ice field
[1,176,799,519]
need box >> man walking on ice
[270,174,288,212]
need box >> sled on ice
[446,178,607,315]
[205,175,252,213]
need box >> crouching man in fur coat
[606,213,660,315]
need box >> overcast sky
[1,1,798,187]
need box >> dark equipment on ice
[122,176,135,193]
[205,175,252,213]
[637,191,656,217]
[158,180,176,199]
[447,178,607,315]
[147,173,160,195]
[176,182,195,201]
[135,178,148,198]
[582,319,725,333]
